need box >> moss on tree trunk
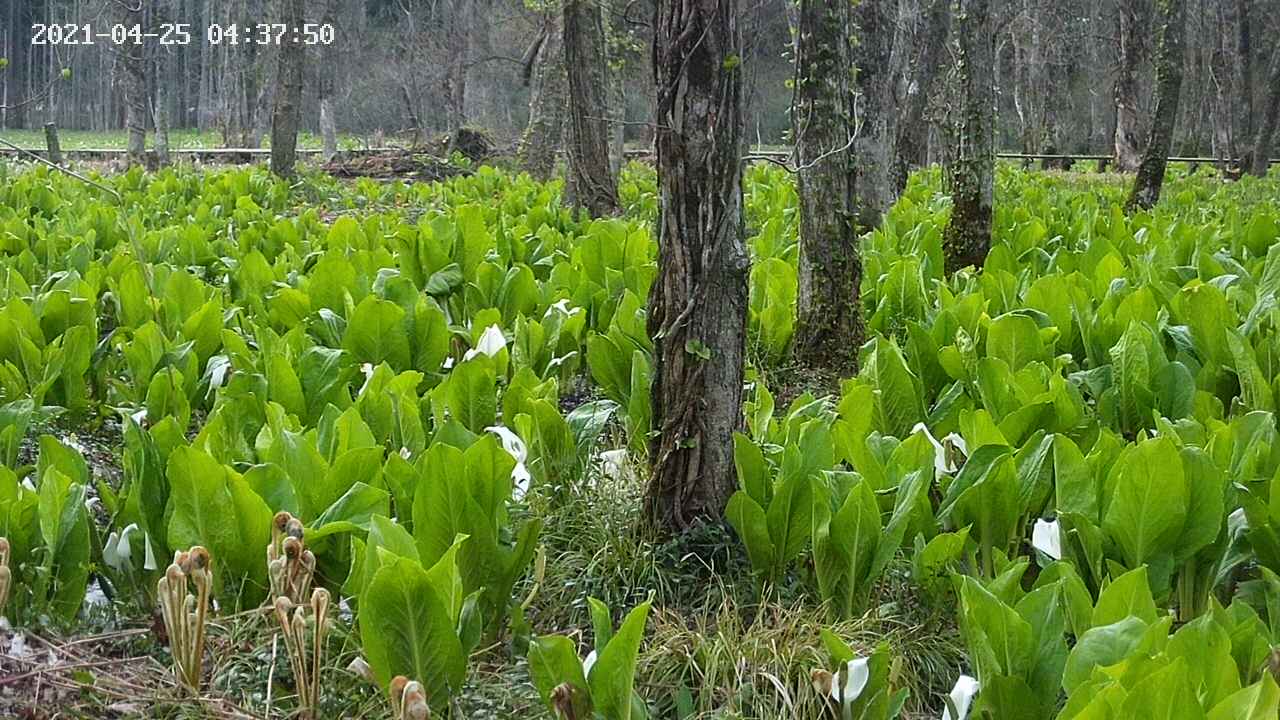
[942,0,994,275]
[792,0,863,375]
[1125,0,1186,212]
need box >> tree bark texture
[152,0,172,166]
[890,0,950,198]
[270,0,304,178]
[1236,0,1253,145]
[120,0,148,167]
[850,0,894,229]
[942,0,995,274]
[646,0,748,533]
[1113,0,1148,172]
[1248,42,1280,177]
[792,0,863,375]
[318,0,339,162]
[1125,0,1186,211]
[444,0,471,132]
[564,0,620,216]
[518,17,568,181]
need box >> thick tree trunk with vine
[119,0,148,167]
[1125,0,1186,211]
[270,0,304,178]
[646,0,748,533]
[942,0,994,274]
[891,0,950,198]
[1113,0,1148,173]
[518,17,568,181]
[564,0,620,216]
[1246,44,1280,177]
[792,0,862,375]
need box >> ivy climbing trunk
[1125,0,1186,211]
[792,0,862,375]
[646,0,748,533]
[270,0,304,178]
[1246,43,1280,177]
[1113,1,1148,173]
[942,0,994,274]
[518,16,567,181]
[563,0,620,216]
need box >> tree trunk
[792,0,862,375]
[890,0,949,198]
[1236,0,1253,147]
[152,0,171,167]
[1113,0,1147,173]
[563,0,620,216]
[1247,43,1280,177]
[1125,0,1186,211]
[850,0,894,229]
[120,0,148,167]
[270,0,304,178]
[318,0,339,162]
[647,0,748,533]
[942,0,994,274]
[518,17,568,181]
[444,0,471,132]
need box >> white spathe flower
[142,531,158,571]
[486,426,532,501]
[583,649,598,678]
[545,299,581,319]
[1031,518,1063,560]
[910,423,968,475]
[442,355,455,370]
[360,362,375,380]
[941,675,979,720]
[831,657,870,705]
[599,449,628,481]
[463,324,507,361]
[130,408,148,425]
[103,523,140,572]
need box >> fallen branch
[0,135,124,202]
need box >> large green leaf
[344,295,411,370]
[360,555,466,708]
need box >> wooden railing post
[43,123,63,166]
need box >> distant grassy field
[0,127,376,150]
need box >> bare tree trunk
[1126,0,1186,211]
[647,0,748,533]
[792,0,862,375]
[1113,0,1148,172]
[891,0,949,198]
[1247,43,1280,176]
[942,0,994,274]
[518,17,567,180]
[444,0,471,132]
[119,0,148,167]
[270,0,304,178]
[152,0,171,166]
[850,0,894,229]
[1210,2,1233,171]
[1237,0,1253,146]
[563,0,620,216]
[317,0,339,162]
